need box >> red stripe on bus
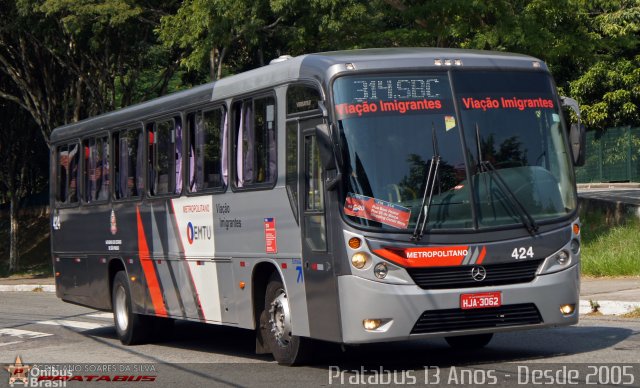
[136,207,167,317]
[475,246,487,264]
[372,248,466,268]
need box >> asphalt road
[1,292,639,387]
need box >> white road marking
[37,320,107,330]
[0,328,53,339]
[0,340,24,347]
[86,312,114,320]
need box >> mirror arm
[560,96,581,123]
[326,172,342,191]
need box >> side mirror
[561,96,586,167]
[570,123,586,166]
[315,123,336,170]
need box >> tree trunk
[9,194,19,273]
[216,47,227,81]
[210,48,216,81]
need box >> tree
[0,96,48,273]
[158,0,285,80]
[0,0,76,145]
[569,0,640,130]
[0,0,183,147]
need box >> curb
[579,300,640,316]
[0,285,56,293]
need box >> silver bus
[50,48,585,365]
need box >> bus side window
[188,107,227,192]
[304,135,326,251]
[56,145,68,203]
[67,143,79,204]
[285,121,299,222]
[234,95,276,188]
[83,137,109,202]
[148,119,176,196]
[114,128,142,200]
[175,117,183,195]
[286,85,321,115]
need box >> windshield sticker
[461,97,554,111]
[444,115,456,131]
[344,193,411,229]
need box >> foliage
[570,57,640,130]
[568,0,640,130]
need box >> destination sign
[333,74,452,119]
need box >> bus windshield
[333,71,576,232]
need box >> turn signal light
[239,281,246,290]
[348,237,362,249]
[573,223,580,235]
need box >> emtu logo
[186,222,212,245]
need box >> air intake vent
[407,259,543,289]
[411,303,542,334]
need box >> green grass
[580,211,640,277]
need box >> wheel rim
[268,289,292,347]
[114,285,129,332]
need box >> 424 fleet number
[512,246,534,260]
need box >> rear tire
[260,273,312,365]
[112,271,149,345]
[445,333,493,349]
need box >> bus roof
[50,48,545,143]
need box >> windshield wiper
[411,123,440,241]
[475,123,539,234]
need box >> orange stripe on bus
[136,207,167,317]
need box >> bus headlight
[374,263,388,279]
[560,304,575,315]
[556,250,569,265]
[540,248,575,275]
[363,319,382,330]
[351,252,369,269]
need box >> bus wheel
[261,273,311,365]
[445,333,493,349]
[112,271,148,345]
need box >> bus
[50,48,586,365]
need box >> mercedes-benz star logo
[471,266,487,281]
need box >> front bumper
[338,263,580,344]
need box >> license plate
[460,292,502,310]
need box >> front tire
[112,271,148,345]
[445,333,493,349]
[260,273,312,365]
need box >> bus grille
[406,259,544,289]
[411,303,542,334]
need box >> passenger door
[298,117,341,341]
